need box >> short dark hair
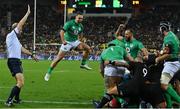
[75,11,83,16]
[126,28,134,34]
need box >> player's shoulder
[7,30,16,38]
[164,33,174,41]
[133,39,144,46]
[66,19,74,24]
[79,23,83,28]
[132,38,140,43]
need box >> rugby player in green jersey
[97,41,134,107]
[114,24,148,61]
[44,12,92,81]
[124,29,148,60]
[156,21,180,107]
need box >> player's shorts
[170,69,180,84]
[140,83,165,107]
[60,40,81,52]
[162,61,180,77]
[161,61,180,84]
[104,65,126,77]
[7,58,23,76]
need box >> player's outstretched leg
[44,51,66,81]
[78,43,92,70]
[80,52,92,70]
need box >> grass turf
[0,59,104,108]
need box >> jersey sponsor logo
[126,47,130,53]
[73,30,79,35]
[78,27,82,31]
[71,26,80,35]
[130,44,134,48]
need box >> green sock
[165,92,172,108]
[166,84,180,103]
[81,59,87,65]
[115,97,124,104]
[47,67,54,74]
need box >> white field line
[0,87,12,89]
[0,99,92,105]
[25,70,69,73]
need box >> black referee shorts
[7,58,23,76]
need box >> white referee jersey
[6,27,22,59]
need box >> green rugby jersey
[109,39,125,48]
[123,38,144,59]
[163,31,180,59]
[100,45,127,62]
[63,20,83,42]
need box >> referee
[5,5,38,107]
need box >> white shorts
[60,40,81,52]
[162,61,180,77]
[104,65,126,77]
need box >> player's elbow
[60,30,65,36]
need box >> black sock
[15,87,21,100]
[97,93,113,108]
[7,86,20,102]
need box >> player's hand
[104,61,110,66]
[155,58,159,64]
[27,5,31,14]
[143,55,148,61]
[62,41,67,45]
[154,50,160,56]
[119,24,125,30]
[116,36,123,41]
[32,54,39,62]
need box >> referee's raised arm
[16,5,31,31]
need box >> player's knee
[17,80,24,88]
[160,73,172,90]
[161,84,168,91]
[108,86,118,95]
[157,101,166,108]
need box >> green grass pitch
[0,59,104,108]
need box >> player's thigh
[56,50,66,58]
[162,61,180,79]
[104,76,122,90]
[60,43,72,53]
[76,42,90,51]
[56,44,72,59]
[160,73,172,85]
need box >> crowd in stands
[128,6,180,50]
[0,5,62,55]
[0,5,180,58]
